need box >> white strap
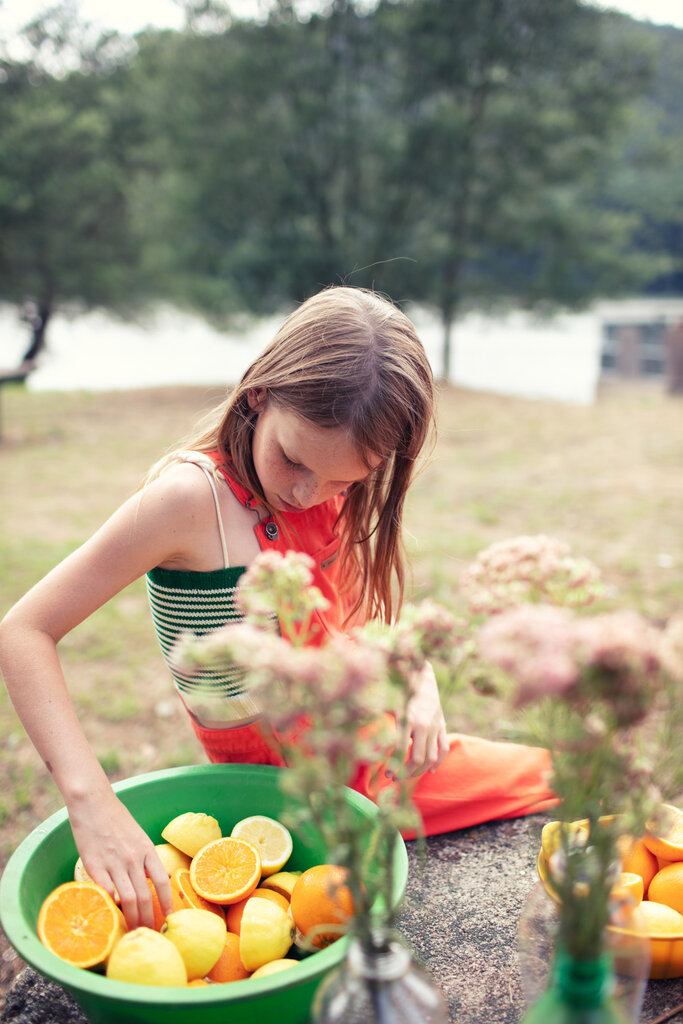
[175,451,230,569]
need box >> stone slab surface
[2,814,682,1023]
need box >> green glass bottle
[520,947,630,1024]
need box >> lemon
[259,870,302,900]
[637,900,683,933]
[162,908,227,980]
[251,958,299,979]
[230,816,293,877]
[161,812,222,858]
[239,897,294,972]
[73,857,120,903]
[540,819,589,863]
[155,842,191,876]
[106,927,187,986]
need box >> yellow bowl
[537,849,683,979]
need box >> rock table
[2,815,682,1023]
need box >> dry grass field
[0,378,681,998]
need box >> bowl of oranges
[537,804,683,980]
[0,763,409,1024]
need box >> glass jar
[313,931,448,1024]
[518,881,651,1024]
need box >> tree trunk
[441,311,453,382]
[21,303,51,363]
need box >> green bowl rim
[0,763,409,1007]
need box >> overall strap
[175,451,230,569]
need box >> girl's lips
[278,498,305,514]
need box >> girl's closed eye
[282,451,302,469]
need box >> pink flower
[460,535,603,615]
[477,603,579,702]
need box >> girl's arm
[401,662,449,778]
[0,468,211,929]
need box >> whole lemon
[239,897,294,972]
[162,908,227,980]
[106,927,187,986]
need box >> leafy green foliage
[0,0,682,362]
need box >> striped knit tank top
[146,452,260,728]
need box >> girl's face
[248,390,379,513]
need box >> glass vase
[312,929,448,1024]
[518,881,651,1024]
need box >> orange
[226,888,289,935]
[648,862,683,916]
[657,856,676,872]
[290,865,355,949]
[643,804,683,862]
[207,932,250,983]
[170,869,225,921]
[621,838,659,896]
[190,837,261,905]
[187,978,211,987]
[38,881,126,970]
[146,878,167,931]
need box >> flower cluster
[465,536,682,960]
[173,550,461,946]
[459,534,604,616]
[478,605,663,726]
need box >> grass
[0,377,681,996]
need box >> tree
[372,0,658,378]
[0,6,145,360]
[128,1,398,320]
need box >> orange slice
[38,881,126,969]
[190,837,261,906]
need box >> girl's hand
[400,662,449,778]
[68,789,173,931]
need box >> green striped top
[146,564,262,728]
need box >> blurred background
[1,0,683,403]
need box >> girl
[0,287,554,931]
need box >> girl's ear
[246,387,267,411]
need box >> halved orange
[170,869,225,921]
[190,837,261,906]
[643,805,683,863]
[38,881,126,969]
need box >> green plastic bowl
[0,764,408,1024]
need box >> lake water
[1,298,669,405]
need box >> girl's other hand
[68,789,173,931]
[401,662,449,779]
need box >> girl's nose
[292,474,326,509]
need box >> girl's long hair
[149,286,436,625]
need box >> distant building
[598,299,683,392]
